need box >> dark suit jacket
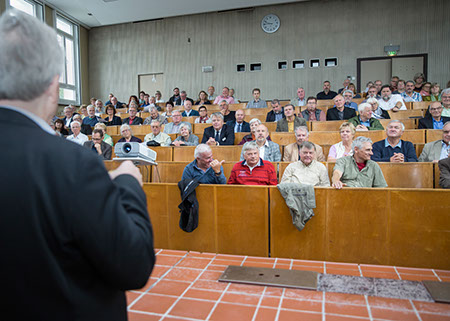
[105,115,123,126]
[276,117,307,132]
[83,140,113,160]
[201,124,235,145]
[265,109,285,122]
[438,157,450,188]
[0,107,155,321]
[226,120,251,132]
[169,95,181,105]
[122,116,143,125]
[418,116,450,129]
[326,107,357,121]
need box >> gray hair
[295,126,309,136]
[242,141,259,154]
[352,136,372,152]
[149,106,159,113]
[249,118,262,126]
[219,99,228,105]
[442,88,450,96]
[271,99,280,105]
[120,124,132,135]
[299,141,316,151]
[0,10,64,101]
[366,97,378,105]
[184,100,192,106]
[87,105,95,111]
[95,99,103,105]
[443,121,450,128]
[387,119,405,131]
[179,122,192,133]
[172,110,182,116]
[128,101,139,110]
[150,119,161,126]
[194,144,211,158]
[64,106,72,111]
[211,112,224,120]
[343,89,353,96]
[70,120,81,128]
[358,103,372,114]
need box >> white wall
[89,0,450,103]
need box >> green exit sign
[387,51,397,56]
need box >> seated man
[438,157,450,188]
[239,124,281,162]
[228,141,277,185]
[348,103,384,131]
[122,105,143,125]
[377,85,406,111]
[401,81,423,102]
[219,100,236,122]
[342,90,358,110]
[265,99,285,122]
[62,106,76,130]
[181,100,199,117]
[109,96,124,109]
[143,106,167,125]
[201,112,235,145]
[83,129,112,160]
[179,91,194,106]
[419,121,450,162]
[73,114,92,135]
[418,102,450,129]
[301,97,326,121]
[371,120,418,162]
[144,120,172,146]
[316,80,338,100]
[332,136,388,189]
[442,88,450,117]
[226,109,250,132]
[213,87,235,105]
[362,85,381,102]
[291,87,306,107]
[181,144,226,184]
[276,104,307,132]
[82,105,102,128]
[326,95,357,121]
[168,87,181,106]
[283,126,325,161]
[281,141,330,186]
[66,121,88,145]
[246,88,267,108]
[163,110,183,134]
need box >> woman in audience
[363,81,374,96]
[419,82,432,98]
[367,98,390,119]
[104,105,122,126]
[413,72,425,92]
[348,83,361,98]
[238,118,262,145]
[79,105,88,119]
[161,102,174,118]
[327,122,356,161]
[195,91,211,105]
[155,91,164,103]
[194,106,211,123]
[424,83,441,101]
[395,80,406,94]
[54,118,69,136]
[128,100,140,113]
[139,91,145,105]
[94,123,113,146]
[117,124,142,143]
[171,123,199,146]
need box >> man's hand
[355,124,368,131]
[94,143,102,155]
[172,141,185,146]
[332,181,347,189]
[206,137,217,146]
[210,159,225,174]
[109,161,143,186]
[390,152,404,163]
[392,106,400,112]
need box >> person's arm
[371,142,391,162]
[103,144,112,160]
[370,119,384,131]
[280,164,293,184]
[319,110,326,121]
[163,134,172,147]
[283,145,292,162]
[418,144,431,162]
[331,169,345,189]
[318,165,331,187]
[327,144,337,162]
[209,161,226,184]
[404,141,418,162]
[272,143,282,162]
[222,126,235,145]
[185,135,199,146]
[275,120,282,132]
[265,112,271,122]
[227,165,237,184]
[316,146,326,162]
[326,109,333,121]
[201,128,209,144]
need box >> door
[360,59,392,90]
[138,73,165,100]
[391,57,424,81]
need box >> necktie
[215,131,220,142]
[238,123,242,132]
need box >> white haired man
[144,119,172,146]
[66,121,88,145]
[348,103,384,131]
[181,144,226,184]
[419,121,450,162]
[283,126,325,162]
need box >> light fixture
[152,74,156,82]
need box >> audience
[227,109,250,133]
[394,80,406,94]
[438,157,450,188]
[181,144,226,184]
[317,80,337,100]
[94,99,104,116]
[195,90,211,105]
[326,94,356,120]
[161,102,174,118]
[246,88,267,109]
[155,91,164,103]
[327,122,356,161]
[284,126,325,162]
[338,79,350,94]
[73,114,92,135]
[82,105,102,128]
[179,91,194,106]
[419,82,432,98]
[301,97,325,121]
[418,121,450,162]
[423,83,441,101]
[342,90,358,110]
[276,104,307,132]
[144,120,172,146]
[109,96,124,109]
[117,124,142,143]
[201,112,234,146]
[239,125,281,162]
[66,121,88,145]
[62,106,76,130]
[413,73,426,92]
[266,99,285,122]
[83,129,112,160]
[239,118,263,145]
[207,86,215,100]
[168,87,181,105]
[348,103,384,131]
[441,88,450,117]
[172,123,199,146]
[418,102,450,129]
[54,118,68,136]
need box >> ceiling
[44,0,307,28]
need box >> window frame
[6,0,43,20]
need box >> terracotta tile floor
[127,249,450,321]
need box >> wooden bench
[388,109,423,119]
[426,129,443,143]
[106,125,119,135]
[412,101,430,110]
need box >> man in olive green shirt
[332,136,387,189]
[348,103,384,131]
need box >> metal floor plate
[218,265,318,290]
[423,281,450,304]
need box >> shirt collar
[242,158,264,167]
[0,105,55,135]
[385,138,402,148]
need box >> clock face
[261,14,280,34]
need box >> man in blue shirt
[371,120,418,162]
[342,90,358,110]
[401,81,423,102]
[181,144,227,184]
[82,105,102,127]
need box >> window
[278,61,287,70]
[237,64,246,72]
[292,60,305,69]
[8,0,43,19]
[56,14,80,104]
[310,59,320,68]
[250,63,262,72]
[325,58,338,67]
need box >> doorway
[138,73,165,100]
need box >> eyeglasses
[430,107,443,111]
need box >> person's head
[421,82,431,93]
[128,95,139,105]
[92,128,104,142]
[64,106,73,118]
[149,106,159,119]
[120,124,132,139]
[430,83,441,95]
[95,99,103,110]
[211,112,224,130]
[249,118,262,134]
[150,119,161,135]
[79,105,88,116]
[374,80,383,92]
[234,109,245,123]
[94,122,107,135]
[87,105,95,117]
[333,94,345,109]
[219,100,229,112]
[271,99,281,113]
[0,10,64,119]
[294,126,309,145]
[179,122,192,138]
[172,110,182,124]
[111,96,118,106]
[165,101,174,112]
[255,124,269,144]
[149,96,156,104]
[90,97,97,105]
[366,81,374,88]
[386,120,405,139]
[442,121,450,144]
[70,121,81,135]
[128,105,138,118]
[358,103,372,121]
[252,88,261,100]
[352,136,373,162]
[367,85,378,98]
[405,81,415,94]
[297,87,305,99]
[284,104,295,118]
[397,80,406,91]
[380,85,392,101]
[348,83,357,94]
[306,97,317,112]
[155,90,162,100]
[339,122,356,142]
[173,87,180,96]
[342,78,350,88]
[367,97,379,111]
[194,144,214,169]
[108,93,114,100]
[180,91,187,101]
[390,76,399,88]
[221,87,229,97]
[413,72,425,85]
[323,81,331,92]
[54,118,64,130]
[429,101,443,119]
[72,114,82,124]
[242,141,260,167]
[139,91,145,100]
[198,105,208,117]
[299,141,316,166]
[105,105,116,116]
[442,88,450,108]
[144,94,150,103]
[184,99,192,111]
[198,90,207,101]
[342,90,354,103]
[207,86,215,96]
[230,88,235,97]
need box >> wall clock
[261,14,280,34]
